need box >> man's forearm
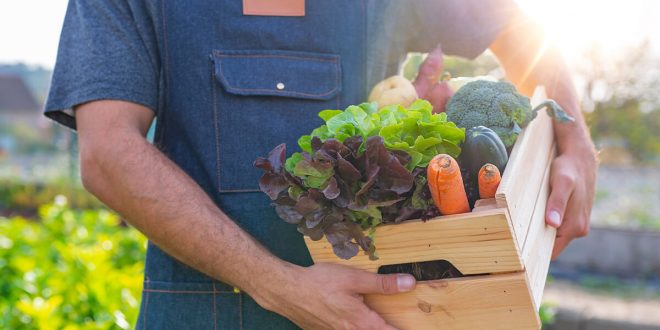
[77,106,295,304]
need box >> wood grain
[472,198,498,212]
[521,147,557,310]
[365,272,540,330]
[305,209,523,275]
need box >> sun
[515,0,653,61]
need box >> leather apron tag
[243,0,305,16]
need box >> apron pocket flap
[212,49,341,100]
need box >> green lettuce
[298,100,465,170]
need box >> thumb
[353,273,416,295]
[546,164,576,228]
[414,44,444,97]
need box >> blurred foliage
[0,179,104,215]
[0,122,59,155]
[401,52,502,81]
[539,302,557,329]
[0,200,146,329]
[577,40,660,163]
[586,100,660,162]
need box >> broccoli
[446,80,574,147]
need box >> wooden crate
[304,89,556,329]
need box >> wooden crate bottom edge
[364,272,541,330]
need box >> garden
[0,157,146,329]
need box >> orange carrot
[478,163,501,199]
[427,154,470,215]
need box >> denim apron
[135,1,368,329]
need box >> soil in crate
[378,260,465,281]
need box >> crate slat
[521,145,556,310]
[365,272,540,330]
[497,88,555,249]
[305,209,523,275]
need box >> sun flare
[515,0,658,61]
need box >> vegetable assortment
[256,76,573,261]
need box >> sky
[0,0,69,68]
[1,0,660,68]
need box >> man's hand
[545,131,597,258]
[413,45,453,113]
[255,263,415,330]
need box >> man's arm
[75,100,414,329]
[489,10,598,258]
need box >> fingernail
[397,275,416,291]
[547,210,561,227]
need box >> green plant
[539,302,557,329]
[0,179,104,215]
[0,199,146,329]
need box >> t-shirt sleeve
[44,0,159,130]
[406,0,519,58]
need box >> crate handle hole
[377,259,464,281]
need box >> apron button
[276,82,285,90]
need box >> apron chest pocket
[211,49,342,192]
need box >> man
[45,1,596,329]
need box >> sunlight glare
[515,0,658,61]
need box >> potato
[368,75,418,108]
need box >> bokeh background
[1,0,659,329]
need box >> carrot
[478,163,501,199]
[427,154,470,215]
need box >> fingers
[414,44,444,96]
[545,159,576,228]
[351,272,416,295]
[551,234,571,260]
[547,156,592,260]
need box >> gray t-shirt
[45,0,517,128]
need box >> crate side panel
[497,89,555,249]
[522,148,556,310]
[365,272,540,330]
[305,209,523,275]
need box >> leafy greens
[298,100,465,169]
[255,100,465,260]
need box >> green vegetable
[462,126,509,178]
[299,100,465,169]
[446,80,574,147]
